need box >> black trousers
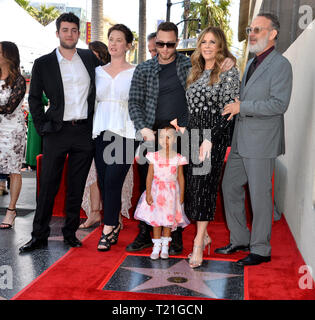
[32,122,94,240]
[94,131,139,226]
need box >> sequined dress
[184,67,240,221]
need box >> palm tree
[91,0,104,42]
[183,0,191,39]
[15,0,60,26]
[33,4,60,26]
[15,0,38,19]
[186,0,233,45]
[138,0,146,63]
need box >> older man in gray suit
[215,13,293,266]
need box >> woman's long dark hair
[88,41,110,64]
[0,41,21,88]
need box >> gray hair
[147,32,156,41]
[257,13,280,39]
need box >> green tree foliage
[15,0,60,26]
[33,4,60,26]
[186,0,233,46]
[15,0,37,18]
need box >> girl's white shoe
[160,237,172,259]
[150,238,162,260]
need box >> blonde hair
[186,26,235,87]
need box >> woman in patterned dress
[0,41,26,229]
[185,27,240,267]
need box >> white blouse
[92,65,136,139]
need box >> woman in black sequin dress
[184,27,240,268]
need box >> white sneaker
[150,238,162,260]
[160,237,172,259]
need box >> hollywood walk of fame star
[122,259,242,298]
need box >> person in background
[0,174,9,196]
[0,41,26,229]
[147,32,157,58]
[25,94,48,170]
[88,41,111,65]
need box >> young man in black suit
[20,12,100,252]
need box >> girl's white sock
[160,237,172,259]
[150,238,162,260]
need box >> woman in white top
[93,24,137,251]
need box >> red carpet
[12,216,315,300]
[26,150,314,300]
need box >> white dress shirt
[93,65,136,139]
[56,48,91,121]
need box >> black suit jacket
[29,48,100,135]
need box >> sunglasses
[155,41,177,49]
[245,26,272,35]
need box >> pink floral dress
[134,151,190,231]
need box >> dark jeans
[94,131,139,226]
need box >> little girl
[134,125,190,260]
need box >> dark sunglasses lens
[166,43,176,48]
[156,42,176,48]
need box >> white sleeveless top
[92,65,136,139]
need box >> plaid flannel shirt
[128,53,191,137]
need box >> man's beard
[60,39,78,50]
[248,33,270,54]
[158,51,176,63]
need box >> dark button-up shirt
[128,53,191,134]
[255,45,275,69]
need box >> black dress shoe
[64,236,82,247]
[236,253,271,266]
[126,222,152,252]
[19,238,48,253]
[215,243,250,254]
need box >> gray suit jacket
[231,49,293,158]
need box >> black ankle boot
[126,221,152,252]
[169,227,183,255]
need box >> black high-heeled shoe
[97,230,113,251]
[109,223,121,245]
